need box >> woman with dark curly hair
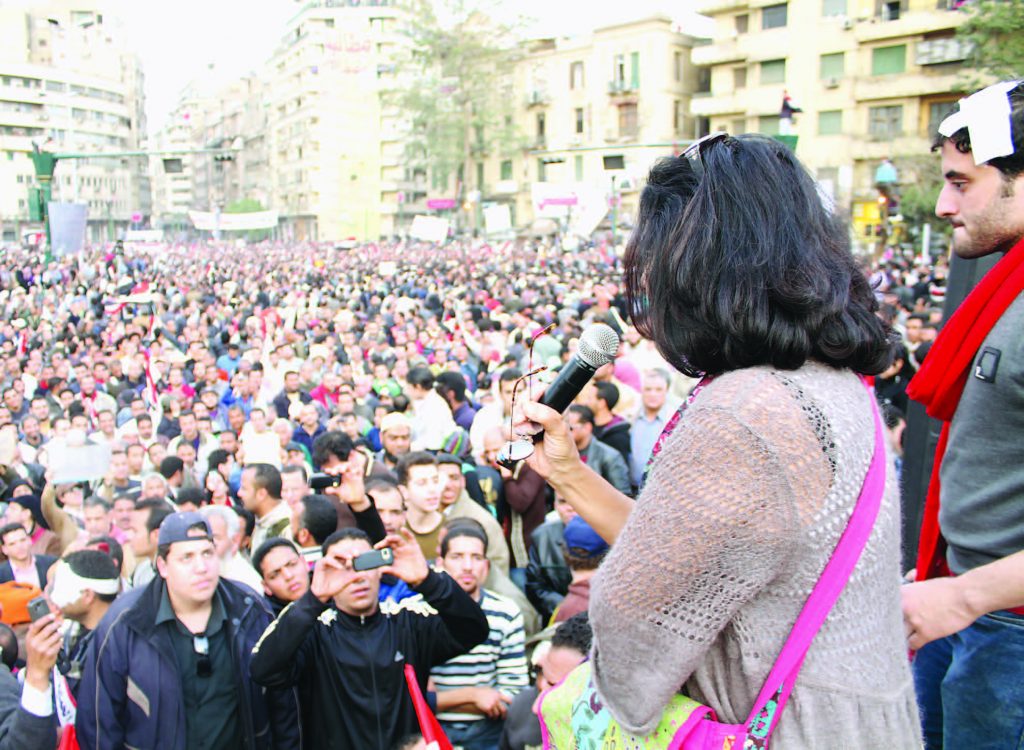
[519,135,920,746]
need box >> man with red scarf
[901,80,1024,749]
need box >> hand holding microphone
[498,323,619,474]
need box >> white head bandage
[939,81,1022,166]
[49,561,120,608]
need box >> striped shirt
[431,588,529,722]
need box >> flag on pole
[403,664,452,750]
[142,348,159,407]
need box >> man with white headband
[900,80,1024,748]
[48,550,120,724]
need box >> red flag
[403,664,452,750]
[142,348,159,406]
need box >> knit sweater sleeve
[589,373,831,736]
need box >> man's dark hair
[551,611,593,655]
[64,549,120,603]
[135,497,175,535]
[407,366,435,390]
[176,487,206,509]
[87,535,124,572]
[252,537,300,577]
[321,526,371,557]
[440,518,488,558]
[83,496,111,513]
[246,463,282,499]
[624,134,895,378]
[0,623,17,670]
[567,404,595,427]
[281,463,309,483]
[233,506,256,538]
[434,371,467,402]
[136,414,153,427]
[594,381,619,411]
[396,451,437,486]
[311,431,354,469]
[207,449,230,473]
[498,367,522,385]
[159,456,184,479]
[434,452,462,469]
[0,523,25,546]
[931,82,1024,182]
[299,494,338,545]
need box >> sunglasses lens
[497,439,534,470]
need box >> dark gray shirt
[940,292,1024,574]
[157,588,242,750]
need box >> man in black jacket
[250,526,489,750]
[525,496,574,622]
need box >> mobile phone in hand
[353,548,394,572]
[309,473,343,491]
[28,596,50,623]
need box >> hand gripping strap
[743,382,887,745]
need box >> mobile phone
[309,473,342,491]
[28,596,50,623]
[352,548,394,572]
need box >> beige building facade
[691,0,971,231]
[0,1,150,243]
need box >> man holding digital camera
[250,526,488,750]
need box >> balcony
[854,8,963,43]
[607,80,639,98]
[691,38,748,66]
[853,70,964,102]
[697,0,750,14]
[690,87,780,117]
[525,90,549,107]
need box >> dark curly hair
[624,134,896,378]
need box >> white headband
[939,81,1022,166]
[49,562,120,608]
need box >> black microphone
[539,323,620,412]
[497,323,620,469]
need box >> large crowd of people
[0,77,1017,750]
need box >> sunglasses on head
[682,132,729,181]
[194,635,212,678]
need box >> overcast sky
[106,0,711,134]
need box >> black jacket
[0,555,55,585]
[593,419,631,466]
[525,521,571,622]
[250,570,489,750]
[76,577,301,750]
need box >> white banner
[409,215,450,243]
[189,210,278,231]
[483,204,512,236]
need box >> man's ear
[297,528,311,547]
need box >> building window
[762,4,788,29]
[619,103,638,138]
[537,159,547,182]
[536,112,546,137]
[674,51,683,82]
[820,52,844,79]
[673,99,683,134]
[760,59,786,84]
[575,155,584,181]
[926,99,958,138]
[731,118,746,134]
[872,44,906,75]
[575,107,585,134]
[570,61,584,89]
[818,110,843,134]
[696,116,711,138]
[822,0,847,15]
[735,13,749,33]
[630,51,640,90]
[696,67,711,93]
[614,54,626,86]
[869,105,903,138]
[877,0,903,20]
[758,115,781,135]
[734,67,747,90]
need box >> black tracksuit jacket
[249,569,488,750]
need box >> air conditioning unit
[825,77,840,88]
[841,17,854,29]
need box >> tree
[957,0,1024,81]
[891,154,951,253]
[388,0,524,233]
[224,198,272,242]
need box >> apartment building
[691,0,972,230]
[476,15,707,234]
[0,1,149,243]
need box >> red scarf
[907,236,1024,581]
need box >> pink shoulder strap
[743,381,886,744]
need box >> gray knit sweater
[589,363,921,748]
